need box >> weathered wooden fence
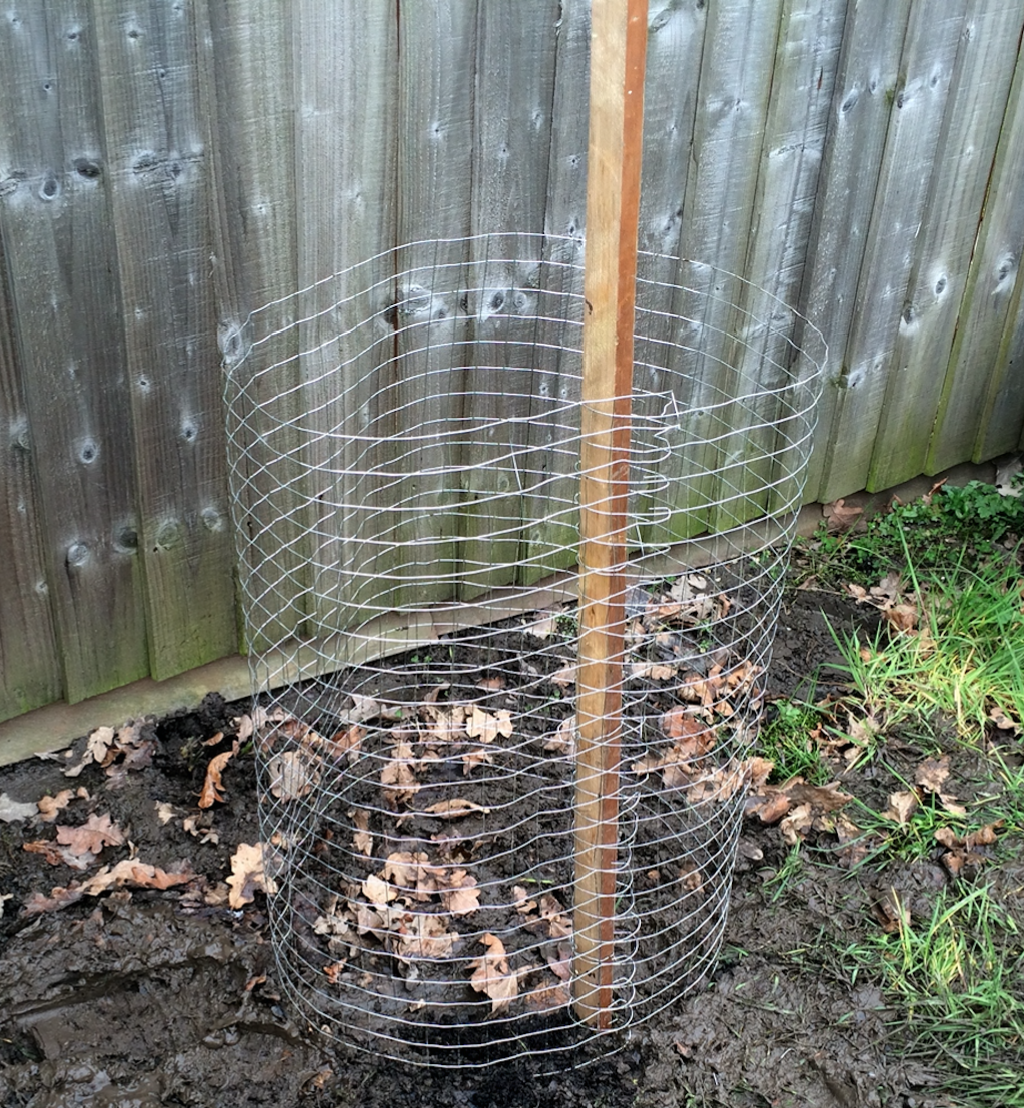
[1,0,1023,721]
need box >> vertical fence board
[797,0,912,499]
[292,1,398,637]
[665,0,785,539]
[520,0,590,582]
[0,2,148,704]
[459,3,559,597]
[199,0,298,654]
[0,234,61,720]
[388,0,477,609]
[717,0,847,529]
[819,0,968,500]
[929,42,1024,472]
[990,283,1024,459]
[632,0,707,528]
[868,1,1024,490]
[94,0,235,681]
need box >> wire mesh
[223,232,825,1067]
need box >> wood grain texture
[519,0,590,584]
[293,0,398,637]
[819,0,968,501]
[199,0,300,653]
[389,0,477,610]
[715,0,846,528]
[573,0,648,1029]
[630,1,707,550]
[0,2,148,704]
[665,0,785,539]
[930,37,1024,471]
[95,0,235,680]
[0,230,61,720]
[797,0,913,499]
[459,3,560,598]
[868,0,1024,490]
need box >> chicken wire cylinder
[223,232,825,1068]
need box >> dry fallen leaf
[381,741,420,806]
[631,661,677,681]
[154,801,176,825]
[82,860,193,895]
[362,873,397,907]
[884,603,919,633]
[267,749,322,801]
[349,808,374,857]
[226,842,278,908]
[382,852,438,902]
[199,740,240,808]
[24,839,92,869]
[63,726,116,778]
[537,893,572,939]
[542,715,576,758]
[469,932,518,1014]
[437,869,480,916]
[512,886,537,914]
[323,724,364,764]
[466,707,514,744]
[0,794,39,823]
[885,790,920,826]
[56,813,125,856]
[915,756,950,794]
[420,798,491,820]
[523,982,570,1013]
[393,913,458,961]
[37,788,90,823]
[323,961,347,984]
[822,498,863,532]
[550,665,576,689]
[988,705,1021,733]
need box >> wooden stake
[573,0,648,1029]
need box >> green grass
[848,884,1024,1106]
[825,543,1024,743]
[785,497,1024,1104]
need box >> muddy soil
[0,582,1007,1108]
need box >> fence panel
[0,234,60,721]
[0,2,149,705]
[2,0,1024,724]
[95,0,236,681]
[930,40,1024,471]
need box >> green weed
[758,699,832,785]
[798,478,1024,587]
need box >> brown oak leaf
[226,842,278,909]
[198,740,240,808]
[381,741,420,806]
[56,813,125,857]
[37,788,90,823]
[469,932,518,1014]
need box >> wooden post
[573,0,648,1029]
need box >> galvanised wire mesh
[222,232,825,1067]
